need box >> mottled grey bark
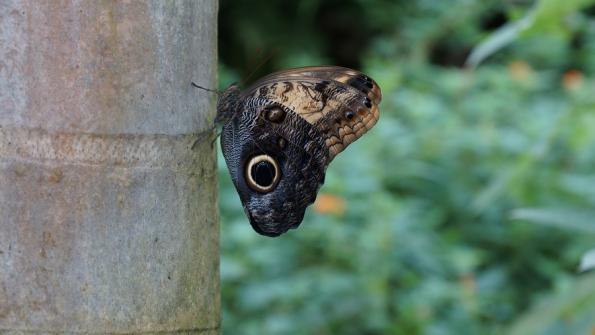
[0,1,219,334]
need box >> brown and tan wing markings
[245,79,336,124]
[246,66,381,105]
[317,93,380,159]
[243,68,381,161]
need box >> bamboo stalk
[0,1,219,334]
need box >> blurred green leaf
[510,208,595,233]
[466,11,534,68]
[528,0,595,34]
[579,249,595,272]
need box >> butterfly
[215,66,381,237]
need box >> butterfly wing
[220,93,329,237]
[219,66,382,236]
[242,66,382,159]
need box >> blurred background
[216,0,595,334]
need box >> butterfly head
[215,84,241,126]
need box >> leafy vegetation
[218,1,595,334]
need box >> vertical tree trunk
[0,1,219,334]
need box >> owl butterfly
[216,66,381,237]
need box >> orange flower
[314,193,346,216]
[563,69,583,91]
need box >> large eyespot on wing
[242,68,381,161]
[244,154,281,193]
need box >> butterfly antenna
[241,48,278,86]
[191,82,220,95]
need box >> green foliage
[508,273,595,335]
[467,0,595,67]
[219,1,595,334]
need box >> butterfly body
[218,66,381,237]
